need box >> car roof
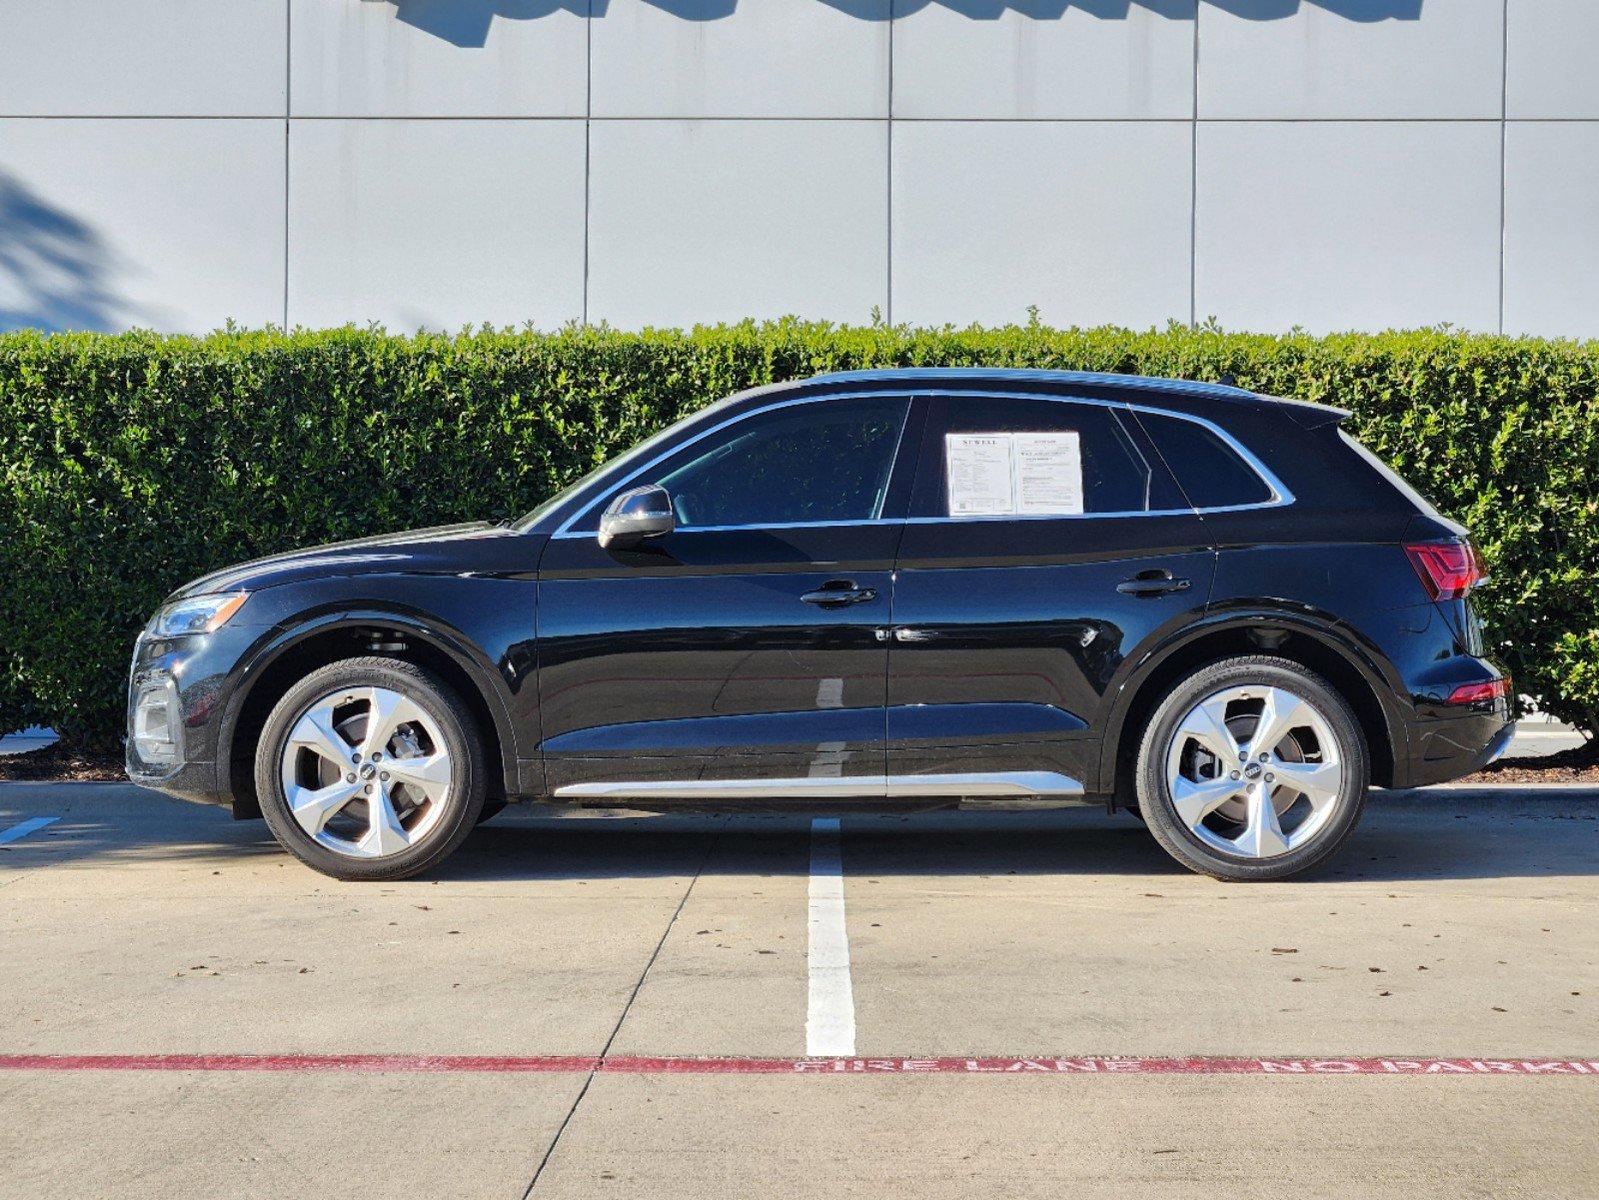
[719,367,1348,428]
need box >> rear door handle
[1117,570,1191,597]
[801,581,878,607]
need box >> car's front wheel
[1135,656,1369,882]
[254,657,487,882]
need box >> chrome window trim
[551,517,900,539]
[548,387,1293,538]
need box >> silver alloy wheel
[279,686,453,859]
[1164,684,1344,859]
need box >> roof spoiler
[1261,393,1351,430]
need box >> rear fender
[1093,608,1410,795]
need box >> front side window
[913,396,1186,518]
[585,396,910,530]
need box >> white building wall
[1,0,1594,338]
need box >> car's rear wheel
[1135,656,1368,882]
[254,657,486,882]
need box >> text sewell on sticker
[945,432,1084,517]
[944,435,1013,515]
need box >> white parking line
[0,816,59,846]
[806,816,856,1058]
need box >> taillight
[1404,539,1483,601]
[1446,678,1510,706]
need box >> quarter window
[600,396,910,530]
[1134,411,1275,509]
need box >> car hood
[169,522,545,600]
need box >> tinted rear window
[1134,411,1275,509]
[914,396,1187,517]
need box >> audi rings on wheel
[1165,685,1344,860]
[254,658,488,882]
[280,686,454,860]
[1135,656,1370,882]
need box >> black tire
[1134,655,1369,882]
[254,657,487,882]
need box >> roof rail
[801,366,1259,403]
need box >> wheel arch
[219,609,519,819]
[1097,612,1404,804]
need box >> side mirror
[598,484,676,550]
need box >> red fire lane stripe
[1,1055,1596,1076]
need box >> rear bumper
[1398,706,1516,789]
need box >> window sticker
[1012,432,1083,515]
[944,435,1014,516]
[944,432,1084,518]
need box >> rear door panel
[889,528,1215,787]
[887,395,1215,792]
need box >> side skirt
[551,771,1084,803]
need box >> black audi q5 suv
[127,369,1513,882]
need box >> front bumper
[125,752,224,806]
[124,625,262,808]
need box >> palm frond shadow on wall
[0,170,149,334]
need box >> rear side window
[1134,411,1275,509]
[912,396,1186,517]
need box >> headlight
[147,592,249,637]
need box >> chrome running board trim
[553,771,1084,801]
[886,772,1083,797]
[554,776,882,800]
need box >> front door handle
[1117,570,1191,597]
[801,581,878,607]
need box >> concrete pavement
[0,783,1595,1198]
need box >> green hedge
[2,321,1596,750]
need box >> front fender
[216,589,532,813]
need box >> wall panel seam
[583,0,593,326]
[886,5,894,327]
[1189,0,1200,328]
[283,0,291,329]
[1498,0,1509,333]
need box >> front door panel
[536,525,898,791]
